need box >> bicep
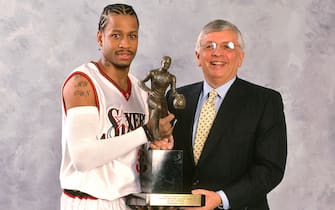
[63,73,97,110]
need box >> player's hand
[180,189,221,210]
[150,135,173,150]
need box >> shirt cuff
[216,190,230,209]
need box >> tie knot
[208,90,217,101]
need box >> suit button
[192,180,199,186]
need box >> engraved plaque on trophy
[126,56,205,207]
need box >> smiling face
[195,29,245,88]
[97,14,139,70]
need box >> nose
[119,37,130,48]
[212,44,225,56]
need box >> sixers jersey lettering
[100,108,145,139]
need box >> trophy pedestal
[127,150,205,207]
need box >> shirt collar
[202,77,236,99]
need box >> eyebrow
[110,29,138,33]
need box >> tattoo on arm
[75,80,88,88]
[72,76,90,97]
[74,90,90,97]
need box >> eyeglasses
[200,41,240,52]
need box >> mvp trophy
[126,56,205,208]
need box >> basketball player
[59,4,174,210]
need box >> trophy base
[126,193,205,207]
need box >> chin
[115,64,131,69]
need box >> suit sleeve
[224,91,287,209]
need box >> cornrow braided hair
[98,4,139,31]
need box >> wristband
[142,124,154,142]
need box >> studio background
[1,0,334,209]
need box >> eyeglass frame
[200,41,241,52]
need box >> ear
[97,31,103,48]
[238,51,245,67]
[195,51,201,67]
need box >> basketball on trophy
[173,93,186,109]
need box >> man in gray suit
[167,19,287,210]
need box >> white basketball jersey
[60,62,149,201]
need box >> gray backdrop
[1,0,334,209]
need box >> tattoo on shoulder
[73,74,81,80]
[75,80,88,88]
[74,90,90,97]
[70,74,92,97]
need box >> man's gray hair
[195,19,245,51]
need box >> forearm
[65,106,148,171]
[224,158,285,208]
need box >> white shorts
[61,192,133,210]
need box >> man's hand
[158,113,175,138]
[150,135,174,150]
[181,189,222,210]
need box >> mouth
[116,50,133,60]
[210,61,227,66]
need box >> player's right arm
[62,73,148,171]
[62,73,173,172]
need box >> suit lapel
[197,78,248,166]
[182,83,202,164]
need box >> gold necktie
[193,89,218,164]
